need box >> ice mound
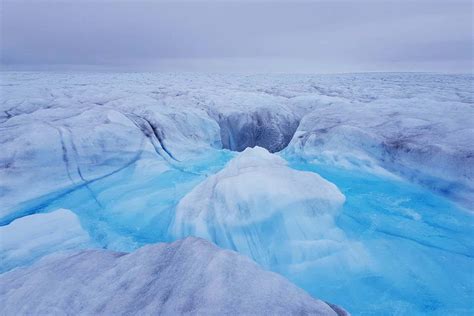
[0,209,92,272]
[174,146,345,225]
[0,237,347,316]
[172,147,366,270]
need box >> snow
[0,237,345,316]
[0,209,92,272]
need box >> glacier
[0,72,473,315]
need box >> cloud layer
[1,0,472,72]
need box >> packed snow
[0,237,346,316]
[0,72,473,315]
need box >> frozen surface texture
[0,208,92,272]
[1,72,472,216]
[286,93,474,207]
[173,147,366,271]
[0,237,345,316]
[1,72,473,315]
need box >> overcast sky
[1,0,472,73]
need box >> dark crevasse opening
[215,110,300,153]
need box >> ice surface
[283,75,474,208]
[0,209,92,272]
[1,73,472,214]
[1,72,473,315]
[172,147,368,272]
[0,75,222,221]
[0,237,345,316]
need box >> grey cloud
[1,0,472,72]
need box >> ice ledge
[0,237,348,316]
[0,209,92,273]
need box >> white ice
[1,72,471,218]
[285,90,474,207]
[0,209,92,272]
[173,147,369,272]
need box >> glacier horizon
[0,72,473,315]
